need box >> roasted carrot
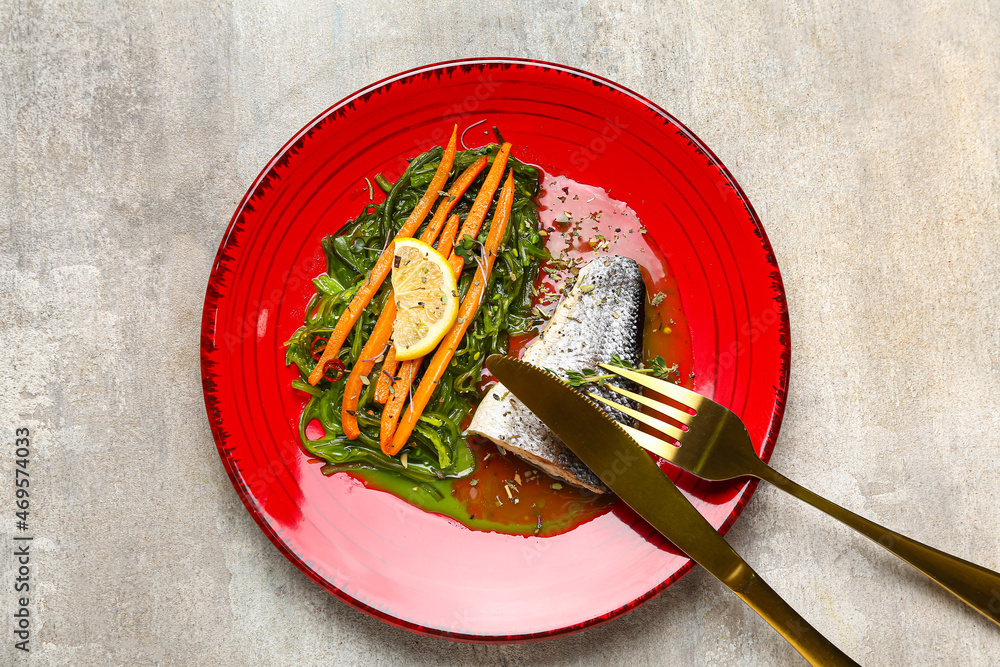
[374,215,461,441]
[373,346,397,404]
[340,301,396,433]
[370,214,461,427]
[340,160,487,437]
[388,172,516,455]
[338,307,394,439]
[376,149,511,447]
[379,357,420,454]
[374,147,511,445]
[418,156,487,244]
[307,126,459,385]
[447,143,511,275]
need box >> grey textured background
[2,1,999,665]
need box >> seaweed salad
[284,128,548,499]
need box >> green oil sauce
[352,437,613,536]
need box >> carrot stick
[338,308,394,439]
[435,213,461,259]
[446,143,511,275]
[340,160,487,437]
[376,145,510,448]
[375,215,461,438]
[388,172,516,455]
[373,346,397,404]
[376,148,510,447]
[375,145,510,448]
[418,156,487,244]
[379,357,420,454]
[307,126,458,385]
[371,214,460,425]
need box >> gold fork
[590,364,1000,627]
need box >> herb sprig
[553,354,679,388]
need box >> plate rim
[200,56,791,643]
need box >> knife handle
[753,461,1000,627]
[727,562,859,666]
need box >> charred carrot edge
[307,126,458,385]
[388,172,516,455]
[373,346,397,404]
[340,160,486,437]
[379,358,421,454]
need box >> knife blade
[486,355,857,667]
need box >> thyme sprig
[553,354,679,388]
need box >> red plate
[201,58,790,642]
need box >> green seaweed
[284,143,546,484]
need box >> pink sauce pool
[510,173,694,383]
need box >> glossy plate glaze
[201,58,791,642]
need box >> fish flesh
[468,255,645,493]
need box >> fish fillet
[468,256,645,493]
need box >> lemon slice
[391,238,459,361]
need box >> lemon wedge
[391,238,459,360]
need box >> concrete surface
[2,1,999,664]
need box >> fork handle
[752,461,1000,626]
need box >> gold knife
[486,355,858,667]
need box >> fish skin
[468,255,645,493]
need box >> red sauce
[450,439,608,535]
[529,174,693,376]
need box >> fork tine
[588,392,686,441]
[603,384,694,425]
[618,423,677,460]
[597,364,701,408]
